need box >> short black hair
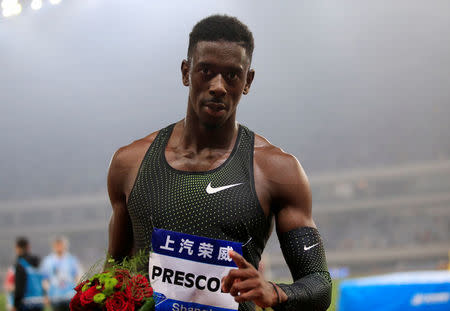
[16,237,29,250]
[188,14,254,62]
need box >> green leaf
[93,293,106,304]
[74,249,151,293]
[103,287,114,297]
[138,298,155,311]
[104,278,118,291]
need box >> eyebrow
[196,61,244,73]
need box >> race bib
[149,228,243,311]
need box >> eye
[227,72,238,80]
[201,67,211,75]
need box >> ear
[243,69,255,95]
[181,59,190,86]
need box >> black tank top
[127,123,271,310]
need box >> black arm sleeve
[14,261,27,308]
[273,227,332,311]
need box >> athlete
[107,15,332,310]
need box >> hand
[221,250,281,308]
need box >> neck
[181,108,238,152]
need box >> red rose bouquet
[70,255,154,311]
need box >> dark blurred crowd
[3,237,82,311]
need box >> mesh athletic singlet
[127,123,272,311]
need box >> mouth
[202,100,227,117]
[204,101,226,112]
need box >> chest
[126,125,273,266]
[154,167,262,238]
[164,147,232,172]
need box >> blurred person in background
[3,265,15,311]
[13,237,43,311]
[41,236,82,311]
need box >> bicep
[272,155,315,234]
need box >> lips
[204,101,226,111]
[202,100,227,118]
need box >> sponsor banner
[150,228,243,311]
[151,228,243,267]
[150,253,236,309]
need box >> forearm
[274,227,332,311]
[106,207,134,269]
[275,272,332,310]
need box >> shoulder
[25,255,40,267]
[32,255,40,265]
[42,254,53,264]
[40,256,52,272]
[253,133,309,187]
[108,130,160,198]
[253,132,314,230]
[67,254,79,263]
[14,259,24,273]
[110,130,160,172]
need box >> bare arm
[270,153,331,310]
[222,146,331,310]
[105,133,157,266]
[269,152,315,233]
[275,156,331,310]
[106,149,134,263]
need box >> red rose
[70,291,83,311]
[114,274,125,289]
[74,280,89,292]
[114,269,132,289]
[129,275,153,298]
[115,269,131,278]
[128,284,144,303]
[131,275,149,286]
[106,291,134,311]
[144,286,153,298]
[80,286,100,306]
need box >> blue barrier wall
[339,271,450,311]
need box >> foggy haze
[1,0,449,200]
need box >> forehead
[191,41,249,68]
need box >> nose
[209,74,227,98]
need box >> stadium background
[1,1,449,310]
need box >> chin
[201,121,222,130]
[199,116,229,130]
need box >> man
[13,237,43,311]
[41,236,82,311]
[107,15,332,310]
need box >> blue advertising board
[339,271,450,311]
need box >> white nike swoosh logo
[304,243,319,251]
[206,182,243,194]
